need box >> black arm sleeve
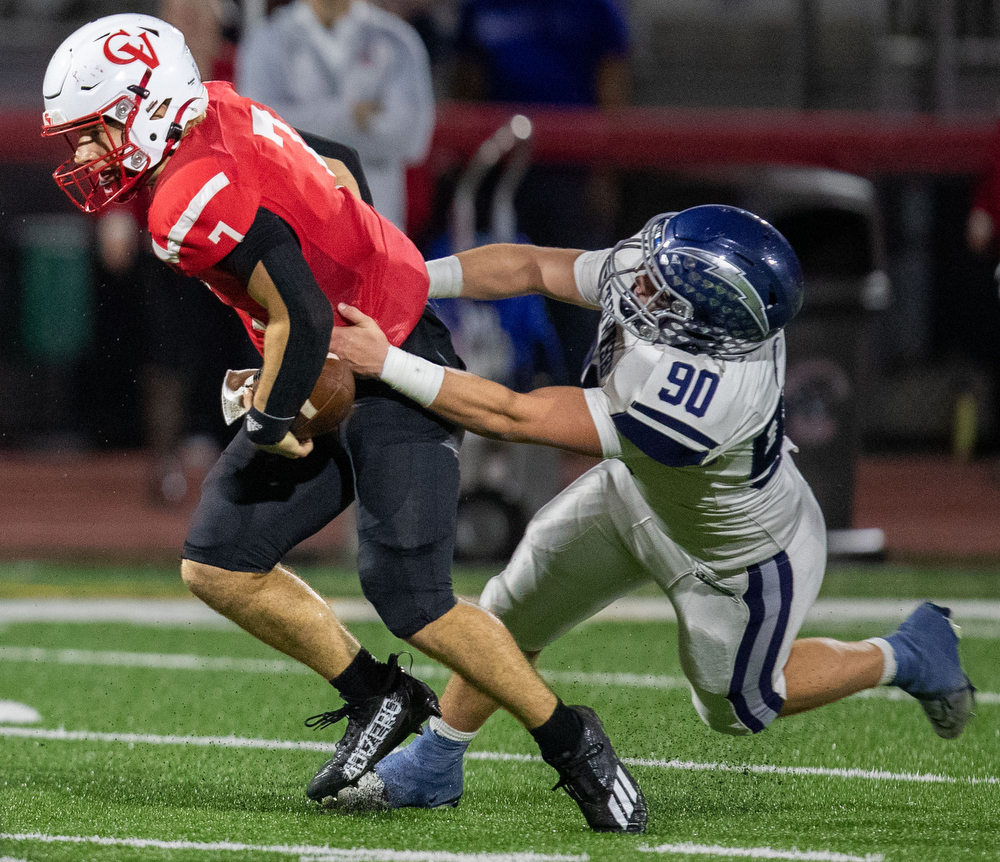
[295,130,375,207]
[218,207,333,423]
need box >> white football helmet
[41,14,208,212]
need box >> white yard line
[0,598,373,627]
[3,597,1000,627]
[0,645,314,675]
[638,843,883,862]
[0,726,338,752]
[2,645,997,705]
[1,726,996,786]
[618,755,1000,786]
[0,833,585,862]
[0,833,886,862]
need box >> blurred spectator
[370,0,452,91]
[450,0,631,379]
[88,205,151,448]
[236,0,435,231]
[139,237,259,505]
[964,118,1000,452]
[452,0,630,109]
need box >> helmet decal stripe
[674,248,770,337]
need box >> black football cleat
[305,654,441,802]
[544,705,647,833]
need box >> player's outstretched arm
[331,303,603,457]
[429,244,596,307]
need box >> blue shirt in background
[455,0,631,106]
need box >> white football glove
[221,368,260,426]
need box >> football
[291,352,356,440]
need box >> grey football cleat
[918,685,976,740]
[334,770,392,811]
[884,602,976,739]
[337,721,467,810]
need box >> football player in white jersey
[328,204,975,812]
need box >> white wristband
[380,345,445,407]
[426,255,463,298]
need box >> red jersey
[147,81,429,353]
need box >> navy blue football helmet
[600,205,804,357]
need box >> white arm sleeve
[573,249,611,308]
[583,388,622,458]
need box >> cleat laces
[305,705,354,731]
[551,742,605,796]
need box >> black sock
[530,700,584,762]
[330,649,394,701]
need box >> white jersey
[572,249,820,573]
[476,240,826,735]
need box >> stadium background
[1,0,999,564]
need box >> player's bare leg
[182,558,443,802]
[406,599,555,729]
[779,637,884,716]
[781,604,974,739]
[180,559,360,678]
[424,646,541,732]
[435,665,507,732]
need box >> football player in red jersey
[41,14,645,830]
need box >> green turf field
[1,562,997,861]
[2,559,999,600]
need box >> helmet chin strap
[123,69,152,132]
[162,95,200,159]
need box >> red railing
[9,100,998,175]
[430,101,998,176]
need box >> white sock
[429,715,478,743]
[865,637,897,686]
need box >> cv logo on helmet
[103,29,160,69]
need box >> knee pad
[358,538,457,639]
[352,414,462,639]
